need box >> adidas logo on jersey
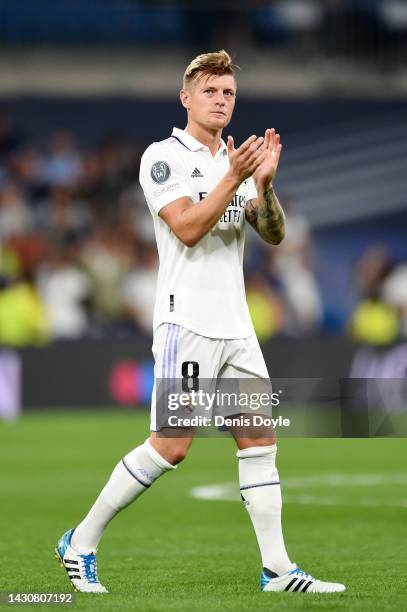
[191,167,204,178]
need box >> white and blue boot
[55,528,108,594]
[261,564,346,593]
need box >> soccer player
[55,51,345,595]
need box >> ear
[180,88,191,111]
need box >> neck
[185,122,222,156]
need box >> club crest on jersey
[151,161,171,184]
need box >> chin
[207,116,229,129]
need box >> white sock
[71,439,176,553]
[237,444,292,576]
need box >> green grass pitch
[1,411,406,611]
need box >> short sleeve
[139,145,193,215]
[244,176,258,201]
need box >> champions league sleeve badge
[151,161,171,184]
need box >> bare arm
[159,134,267,247]
[159,174,240,248]
[245,128,285,245]
[245,186,285,245]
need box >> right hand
[227,134,267,184]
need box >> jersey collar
[172,127,227,157]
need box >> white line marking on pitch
[190,473,407,507]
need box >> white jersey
[139,127,258,339]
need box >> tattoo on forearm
[246,187,285,244]
[245,200,258,226]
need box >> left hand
[252,128,282,189]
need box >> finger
[249,136,264,152]
[269,128,276,151]
[227,135,234,154]
[249,141,267,160]
[237,140,262,165]
[241,136,264,160]
[272,143,282,164]
[249,150,268,173]
[238,134,258,152]
[264,128,271,150]
[243,146,267,176]
[272,138,281,155]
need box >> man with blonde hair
[55,50,345,595]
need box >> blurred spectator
[118,184,155,244]
[6,233,50,279]
[353,244,393,301]
[8,146,45,201]
[80,138,140,215]
[0,181,34,241]
[350,245,399,346]
[41,131,82,188]
[351,300,399,346]
[80,222,131,325]
[349,250,407,398]
[122,243,158,335]
[271,209,323,335]
[381,263,407,338]
[0,244,20,280]
[36,243,90,340]
[36,185,92,242]
[0,276,49,347]
[246,274,283,342]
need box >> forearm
[178,171,240,246]
[248,183,285,245]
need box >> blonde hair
[183,50,237,89]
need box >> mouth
[211,111,226,117]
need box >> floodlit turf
[0,411,406,611]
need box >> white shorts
[150,323,270,431]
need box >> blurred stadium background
[1,0,407,415]
[1,2,407,607]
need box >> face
[181,73,236,131]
